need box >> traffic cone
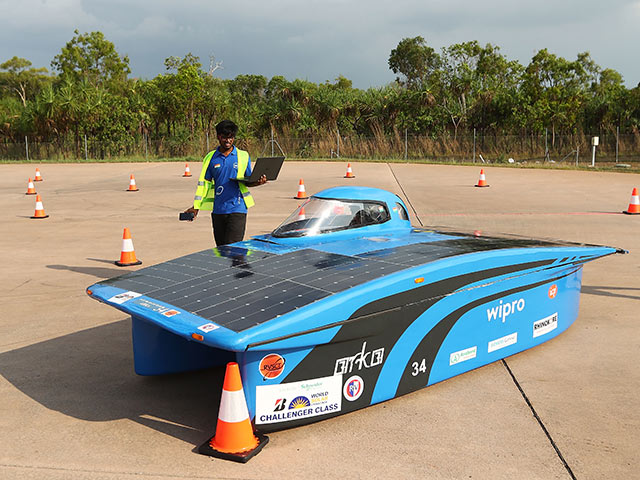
[34,168,43,182]
[30,195,48,219]
[25,177,37,195]
[183,163,192,177]
[198,362,269,462]
[115,228,142,266]
[344,163,355,178]
[127,174,139,192]
[623,187,640,215]
[475,169,489,187]
[293,179,308,199]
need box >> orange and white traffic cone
[25,177,37,195]
[115,228,142,266]
[198,362,269,462]
[623,187,640,215]
[30,194,48,219]
[34,168,43,182]
[475,169,489,187]
[293,179,308,199]
[344,163,355,178]
[183,163,192,177]
[127,174,139,191]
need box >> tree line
[1,31,639,158]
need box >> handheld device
[179,212,194,221]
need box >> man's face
[217,133,235,151]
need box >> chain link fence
[2,131,640,165]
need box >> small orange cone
[475,169,489,187]
[34,168,43,182]
[115,228,142,266]
[623,187,640,215]
[198,362,269,462]
[293,179,308,199]
[30,194,48,219]
[344,163,355,178]
[127,174,139,192]
[183,163,192,177]
[25,177,37,195]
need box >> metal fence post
[84,134,88,161]
[206,131,210,151]
[337,129,340,158]
[271,127,275,156]
[616,126,619,163]
[25,136,29,161]
[404,129,408,161]
[473,128,476,162]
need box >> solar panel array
[99,236,561,332]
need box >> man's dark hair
[216,120,238,137]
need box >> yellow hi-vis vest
[192,148,255,211]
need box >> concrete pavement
[1,161,638,479]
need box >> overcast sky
[1,0,639,89]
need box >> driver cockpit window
[272,198,391,237]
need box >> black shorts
[211,212,247,246]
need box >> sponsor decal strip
[533,313,558,338]
[449,346,477,366]
[255,375,342,425]
[488,332,518,353]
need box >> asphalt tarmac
[1,161,638,479]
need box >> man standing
[184,120,266,246]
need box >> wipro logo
[486,298,525,322]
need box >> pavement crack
[387,163,423,226]
[502,359,577,480]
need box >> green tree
[51,30,130,87]
[388,36,441,89]
[0,56,50,106]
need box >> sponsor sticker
[533,313,558,338]
[548,284,558,299]
[488,332,518,353]
[343,375,364,402]
[134,298,177,315]
[450,346,477,366]
[259,353,286,380]
[162,309,180,317]
[255,375,342,424]
[108,291,141,304]
[334,341,384,375]
[486,297,525,323]
[197,323,219,333]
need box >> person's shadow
[0,319,225,445]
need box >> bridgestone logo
[533,313,558,338]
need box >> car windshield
[272,197,390,238]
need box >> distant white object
[591,136,599,146]
[508,157,514,163]
[479,154,486,163]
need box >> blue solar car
[87,186,623,432]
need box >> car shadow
[0,320,225,445]
[581,284,640,301]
